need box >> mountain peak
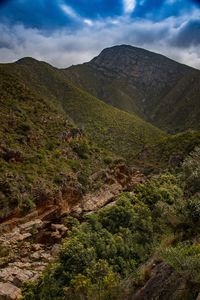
[90,44,183,67]
[64,45,200,132]
[16,57,39,65]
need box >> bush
[161,243,200,283]
[71,139,90,159]
[22,193,154,299]
[68,260,122,300]
[181,147,200,194]
[175,194,200,235]
[134,173,183,207]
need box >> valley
[0,45,200,300]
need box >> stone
[32,244,42,251]
[12,270,34,287]
[51,223,67,232]
[41,253,51,260]
[0,267,33,286]
[31,252,42,260]
[51,244,60,257]
[51,231,61,240]
[0,282,21,300]
[20,233,32,240]
[6,232,32,244]
[8,262,31,269]
[19,219,43,232]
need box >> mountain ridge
[63,44,200,132]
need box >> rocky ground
[0,217,67,299]
[0,166,145,300]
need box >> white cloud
[84,19,94,26]
[60,4,94,27]
[0,10,200,69]
[123,0,137,14]
[60,4,79,19]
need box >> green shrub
[181,147,200,194]
[103,156,113,165]
[71,139,90,159]
[161,243,200,283]
[134,173,183,207]
[22,193,154,299]
[175,194,200,235]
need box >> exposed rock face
[132,262,188,300]
[0,282,21,300]
[0,218,68,298]
[90,45,188,100]
[59,176,84,213]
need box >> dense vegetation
[22,147,200,299]
[137,130,200,171]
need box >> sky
[0,0,200,68]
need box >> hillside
[137,130,200,171]
[0,58,165,220]
[1,58,164,161]
[63,45,200,132]
[0,67,118,221]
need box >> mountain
[0,57,164,219]
[63,45,200,132]
[1,58,164,161]
[0,48,200,300]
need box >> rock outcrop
[0,163,144,299]
[0,218,68,300]
[132,262,189,300]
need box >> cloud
[123,0,136,14]
[60,4,79,20]
[0,6,199,69]
[171,19,200,47]
[84,19,94,26]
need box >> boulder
[0,282,21,300]
[51,224,67,235]
[51,231,61,240]
[32,244,43,251]
[0,267,34,286]
[31,252,42,261]
[19,219,43,232]
[12,270,34,287]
